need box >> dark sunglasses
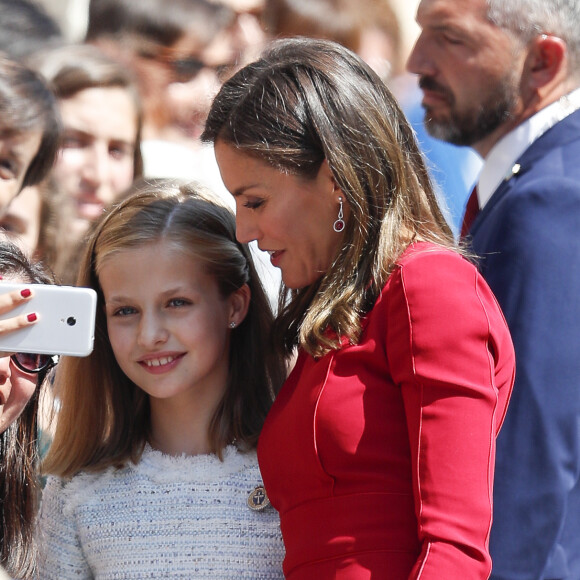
[11,353,59,374]
[170,57,232,83]
[170,57,205,82]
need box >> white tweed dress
[37,446,284,579]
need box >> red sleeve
[385,249,515,579]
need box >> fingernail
[21,288,32,298]
[27,313,37,322]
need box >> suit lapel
[469,109,580,236]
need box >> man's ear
[527,34,567,89]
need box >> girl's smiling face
[100,240,247,410]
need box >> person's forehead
[417,0,488,22]
[210,0,264,14]
[59,87,138,141]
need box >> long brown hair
[43,180,285,478]
[202,37,456,358]
[0,240,54,578]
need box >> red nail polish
[21,288,32,298]
[27,313,37,322]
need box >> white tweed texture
[37,446,284,579]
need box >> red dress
[258,243,515,579]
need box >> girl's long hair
[43,180,285,478]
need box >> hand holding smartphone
[0,284,97,357]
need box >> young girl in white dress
[37,180,286,579]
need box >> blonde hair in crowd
[43,180,285,478]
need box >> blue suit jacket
[469,109,580,580]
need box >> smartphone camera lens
[66,316,77,326]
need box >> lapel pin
[505,163,521,181]
[248,485,271,511]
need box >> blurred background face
[0,185,42,256]
[163,27,236,141]
[52,86,138,229]
[135,23,238,144]
[0,131,42,214]
[216,0,267,65]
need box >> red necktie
[460,186,479,238]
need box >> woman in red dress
[202,37,515,579]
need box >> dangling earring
[333,196,345,233]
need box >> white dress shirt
[477,88,580,209]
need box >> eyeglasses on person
[169,56,233,83]
[136,42,235,84]
[10,352,59,374]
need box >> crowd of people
[0,0,577,578]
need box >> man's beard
[419,75,518,146]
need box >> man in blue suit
[407,1,580,578]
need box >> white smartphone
[0,283,97,357]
